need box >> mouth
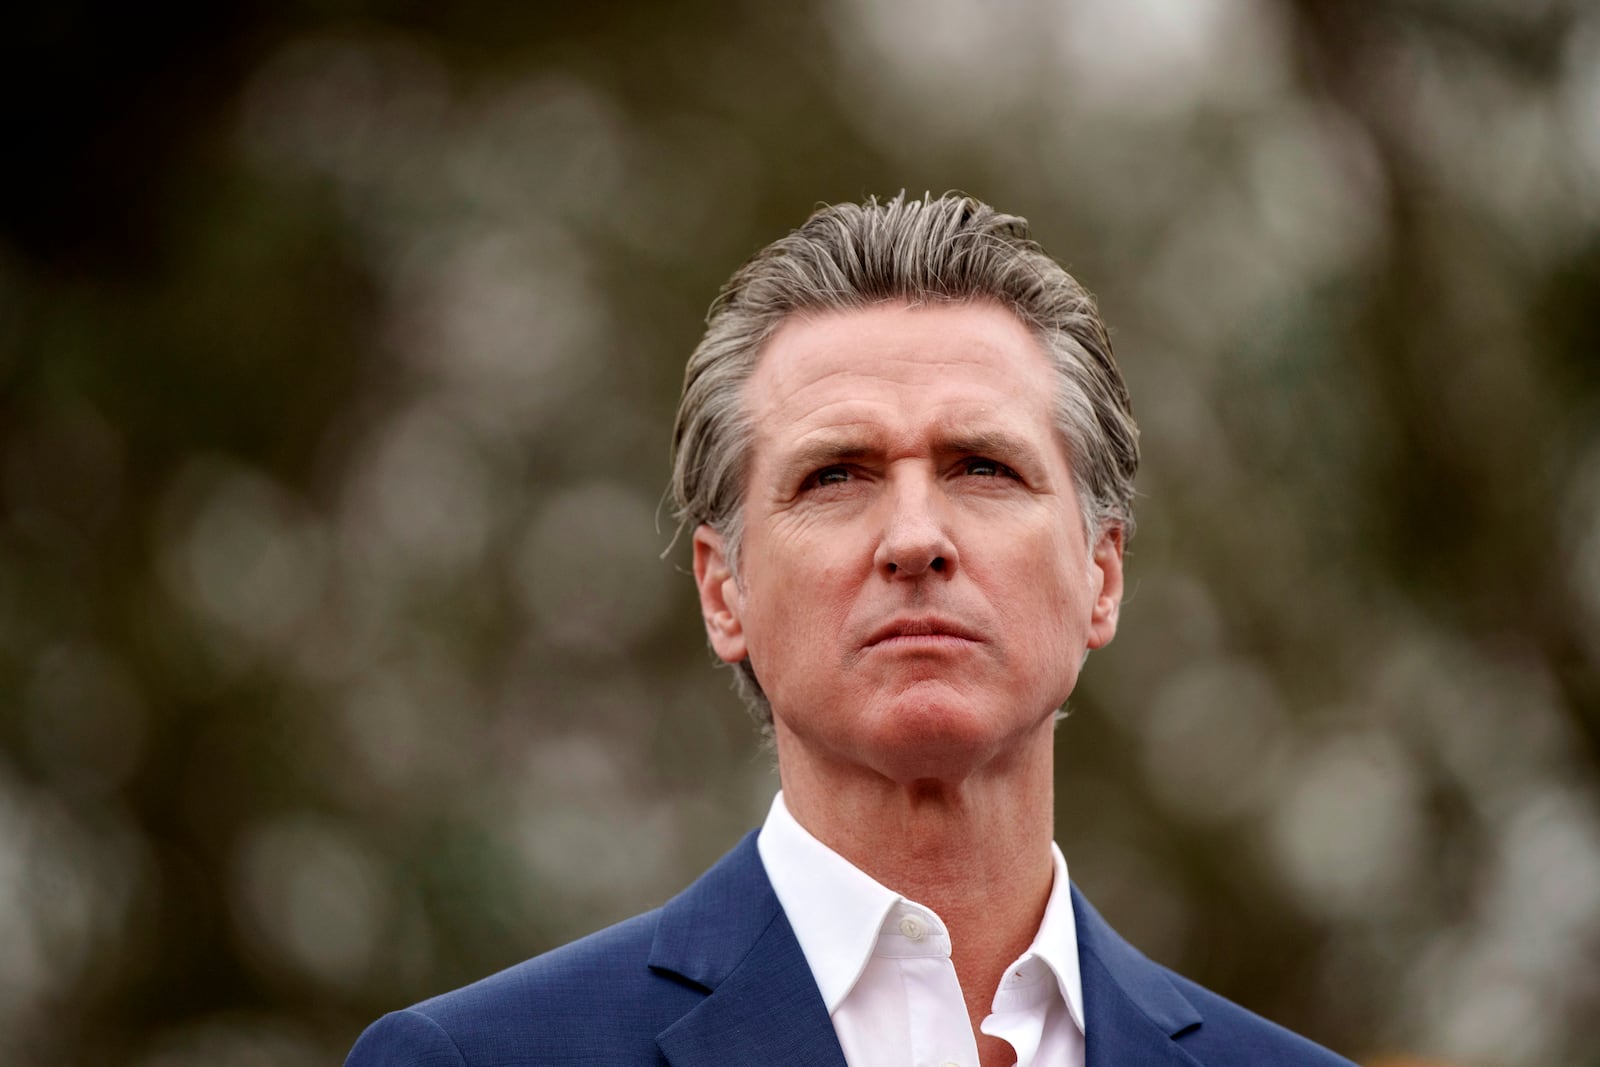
[865,616,983,648]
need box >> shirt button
[898,916,925,942]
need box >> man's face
[693,301,1124,785]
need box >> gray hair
[669,192,1139,724]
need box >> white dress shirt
[757,792,1087,1067]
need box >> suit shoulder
[346,1007,467,1067]
[1072,885,1357,1066]
[348,909,701,1067]
[1162,967,1358,1066]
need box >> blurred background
[3,0,1599,1064]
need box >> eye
[809,466,852,488]
[962,457,1018,479]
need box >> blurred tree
[1,2,1596,1065]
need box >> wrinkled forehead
[745,300,1055,404]
[741,301,1070,472]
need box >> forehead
[744,300,1060,449]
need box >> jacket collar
[648,832,849,1067]
[1073,885,1205,1067]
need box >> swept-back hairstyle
[669,192,1139,724]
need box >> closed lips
[865,618,983,645]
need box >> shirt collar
[1021,840,1087,1033]
[755,790,1086,1034]
[757,791,900,1014]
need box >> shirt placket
[881,906,984,1067]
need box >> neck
[776,719,1057,1051]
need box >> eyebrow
[773,438,878,485]
[939,430,1041,464]
[773,429,1046,484]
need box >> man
[347,193,1356,1066]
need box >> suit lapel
[655,905,848,1067]
[649,834,848,1067]
[646,836,1211,1067]
[1073,886,1206,1067]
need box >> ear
[1085,524,1125,651]
[692,524,748,664]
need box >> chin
[858,685,1034,784]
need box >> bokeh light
[3,2,1597,1065]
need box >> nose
[873,474,957,579]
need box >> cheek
[1018,539,1095,637]
[780,581,856,651]
[741,563,854,670]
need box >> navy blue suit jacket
[347,832,1355,1066]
